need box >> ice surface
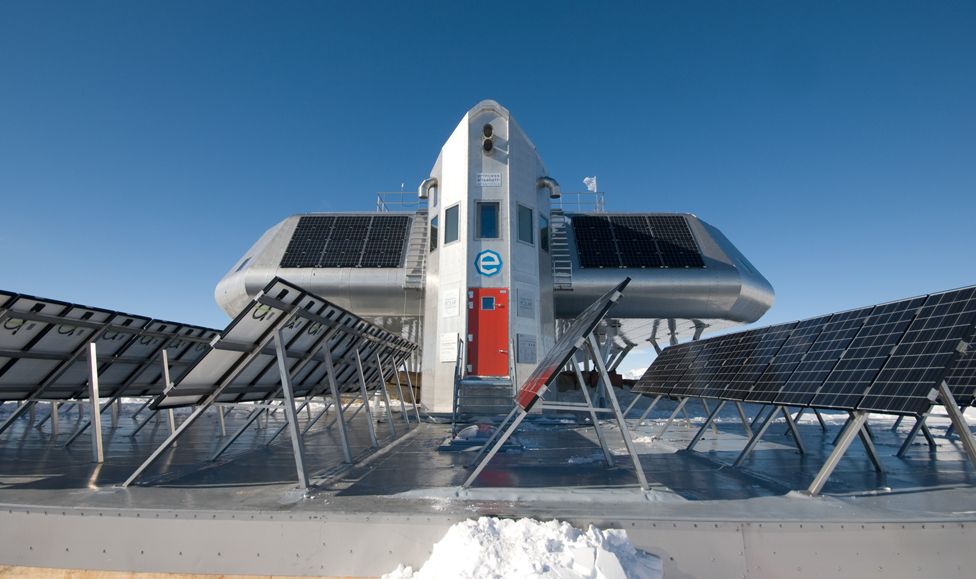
[383,516,663,579]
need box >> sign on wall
[476,173,502,187]
[440,333,459,363]
[442,288,460,318]
[474,250,502,277]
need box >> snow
[383,516,663,579]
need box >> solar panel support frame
[354,349,379,449]
[807,411,870,495]
[937,382,976,467]
[121,305,299,487]
[461,326,649,492]
[86,342,104,464]
[273,329,310,492]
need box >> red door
[467,288,509,377]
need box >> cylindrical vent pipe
[537,176,561,199]
[418,177,437,200]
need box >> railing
[451,336,465,437]
[376,191,425,213]
[555,191,606,213]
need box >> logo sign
[475,250,502,277]
[476,172,502,187]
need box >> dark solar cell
[280,215,335,268]
[572,214,705,269]
[647,215,705,268]
[667,341,711,398]
[633,342,699,396]
[698,328,767,399]
[744,316,831,403]
[361,215,409,267]
[774,306,875,407]
[280,215,410,269]
[720,323,796,400]
[858,287,976,415]
[809,297,924,410]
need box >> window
[430,215,439,252]
[477,202,499,239]
[517,204,534,244]
[539,215,549,252]
[481,296,495,310]
[445,205,459,244]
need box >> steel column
[938,382,976,468]
[86,342,104,463]
[354,350,379,448]
[781,406,806,454]
[588,334,649,491]
[733,407,779,467]
[572,362,614,467]
[654,397,689,439]
[807,412,869,496]
[687,400,726,451]
[323,346,353,464]
[735,401,753,437]
[273,330,310,491]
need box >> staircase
[403,209,429,289]
[550,209,574,290]
[454,376,514,422]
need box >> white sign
[477,172,502,187]
[440,333,459,363]
[475,250,502,277]
[442,288,460,318]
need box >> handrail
[451,336,465,437]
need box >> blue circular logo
[475,250,502,277]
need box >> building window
[481,296,495,310]
[477,202,499,239]
[517,204,534,245]
[445,204,459,244]
[539,215,549,252]
[430,215,439,252]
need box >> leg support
[687,400,726,451]
[654,397,689,439]
[807,412,869,496]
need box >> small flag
[583,176,598,192]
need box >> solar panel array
[634,285,976,416]
[156,277,417,409]
[0,290,218,402]
[280,214,410,269]
[515,278,630,411]
[571,214,705,269]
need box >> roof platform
[1,397,975,578]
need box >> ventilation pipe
[537,176,560,199]
[418,177,437,200]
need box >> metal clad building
[215,101,775,412]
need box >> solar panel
[809,297,925,410]
[697,328,767,399]
[609,216,663,268]
[632,341,698,396]
[0,291,218,402]
[361,215,410,268]
[858,287,976,415]
[944,324,976,407]
[156,277,417,409]
[774,306,875,407]
[515,278,630,411]
[743,316,831,403]
[572,214,705,269]
[279,215,410,269]
[720,322,797,400]
[647,215,705,268]
[666,340,712,398]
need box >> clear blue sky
[1,2,974,374]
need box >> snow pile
[384,516,663,579]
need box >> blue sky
[1,2,974,374]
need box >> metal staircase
[549,209,574,290]
[455,376,515,422]
[403,209,429,289]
